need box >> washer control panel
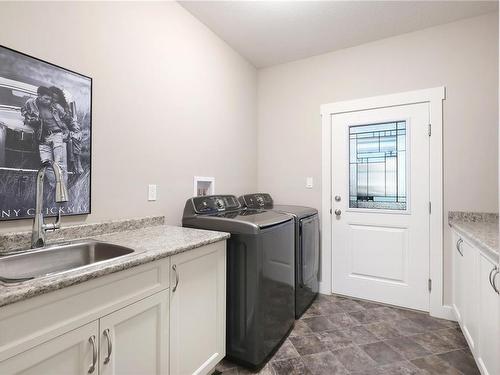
[192,195,240,214]
[240,193,273,209]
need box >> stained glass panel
[349,121,407,210]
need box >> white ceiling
[179,1,498,68]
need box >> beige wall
[0,1,257,233]
[0,3,496,304]
[257,13,499,303]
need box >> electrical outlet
[148,184,157,201]
[306,177,313,189]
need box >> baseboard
[430,304,456,321]
[318,281,331,295]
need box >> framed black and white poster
[0,45,92,221]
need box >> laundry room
[0,1,498,375]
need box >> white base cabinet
[477,253,499,375]
[451,229,499,375]
[170,242,226,375]
[452,230,465,323]
[461,239,478,351]
[0,241,227,375]
[0,290,169,375]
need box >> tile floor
[214,294,480,375]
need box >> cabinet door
[0,321,99,375]
[99,290,169,375]
[452,232,465,323]
[477,254,499,375]
[170,242,226,375]
[461,239,479,352]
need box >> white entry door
[331,102,430,311]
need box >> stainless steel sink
[0,241,135,284]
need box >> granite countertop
[448,211,498,261]
[0,221,229,308]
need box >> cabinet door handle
[88,335,97,374]
[456,238,464,256]
[173,264,179,292]
[489,266,496,289]
[103,328,112,364]
[492,269,500,295]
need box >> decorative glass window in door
[349,121,407,210]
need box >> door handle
[172,264,179,292]
[103,328,112,364]
[492,269,500,294]
[489,266,496,289]
[88,335,97,374]
[456,238,464,257]
[334,209,342,216]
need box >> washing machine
[182,195,295,370]
[239,193,319,319]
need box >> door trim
[320,87,453,320]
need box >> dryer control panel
[240,193,274,209]
[192,195,240,214]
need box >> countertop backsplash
[0,216,165,253]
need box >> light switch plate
[306,177,313,189]
[148,184,157,201]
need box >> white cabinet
[451,229,499,375]
[452,231,465,323]
[461,239,478,351]
[0,291,169,375]
[477,254,499,375]
[0,240,227,375]
[452,233,479,351]
[100,290,169,375]
[0,257,169,362]
[170,242,226,375]
[0,321,98,375]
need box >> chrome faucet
[31,161,69,248]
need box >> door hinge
[428,279,432,292]
[428,201,432,214]
[428,124,432,136]
[330,208,332,215]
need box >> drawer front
[0,257,169,361]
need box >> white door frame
[320,87,452,320]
